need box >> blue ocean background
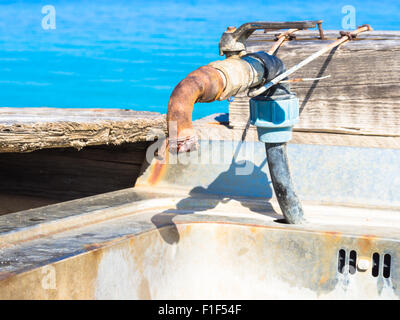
[0,0,399,119]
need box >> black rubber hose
[265,142,306,224]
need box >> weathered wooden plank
[229,30,400,137]
[193,114,400,149]
[0,108,167,153]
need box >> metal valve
[250,91,300,143]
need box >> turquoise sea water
[0,0,399,119]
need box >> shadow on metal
[151,158,276,244]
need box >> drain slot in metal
[339,250,392,278]
[372,252,380,277]
[338,249,346,273]
[383,254,392,278]
[349,250,357,274]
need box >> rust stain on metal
[0,271,16,281]
[179,224,193,237]
[147,147,169,186]
[83,235,139,252]
[312,230,343,293]
[357,234,378,255]
[83,243,104,251]
[318,274,329,286]
[249,226,258,234]
[0,242,14,249]
[323,231,342,237]
[138,277,152,300]
[174,220,295,233]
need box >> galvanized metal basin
[0,140,399,299]
[0,186,398,299]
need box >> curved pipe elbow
[166,65,225,153]
[166,53,285,153]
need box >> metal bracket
[218,21,320,57]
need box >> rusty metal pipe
[167,54,285,153]
[166,65,225,153]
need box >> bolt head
[357,258,370,271]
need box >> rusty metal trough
[0,138,399,299]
